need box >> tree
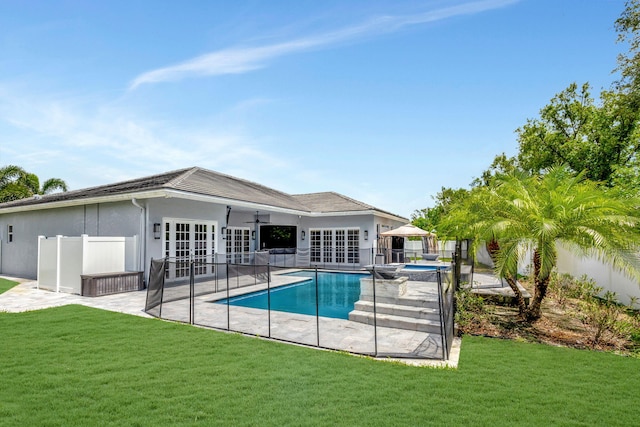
[26,174,68,196]
[516,83,640,185]
[0,165,31,203]
[611,155,640,197]
[615,0,640,101]
[455,167,640,322]
[0,165,68,203]
[472,153,520,188]
[411,187,470,233]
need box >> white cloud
[129,0,518,89]
[0,88,289,189]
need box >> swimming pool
[401,264,440,271]
[216,271,369,319]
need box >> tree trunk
[504,274,528,318]
[486,238,500,265]
[524,250,550,322]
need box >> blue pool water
[401,264,439,271]
[217,271,369,319]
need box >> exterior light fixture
[252,230,256,240]
[153,223,161,240]
[364,230,368,241]
[221,226,227,239]
[301,230,306,241]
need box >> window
[175,222,190,278]
[335,230,345,263]
[309,230,322,262]
[347,229,360,264]
[7,225,13,243]
[310,230,321,262]
[194,224,208,275]
[322,230,333,263]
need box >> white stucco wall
[0,201,141,279]
[557,245,640,308]
[146,198,228,261]
[1,194,406,280]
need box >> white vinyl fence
[37,234,139,294]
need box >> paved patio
[0,275,460,368]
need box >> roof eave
[0,188,408,222]
[162,189,311,216]
[0,190,169,214]
[307,209,408,222]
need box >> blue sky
[0,0,627,218]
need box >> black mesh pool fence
[144,259,457,361]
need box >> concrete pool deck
[0,274,460,368]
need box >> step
[353,300,440,322]
[348,310,442,334]
[358,295,440,310]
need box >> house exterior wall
[0,201,140,279]
[0,194,406,282]
[145,198,228,260]
[300,214,375,249]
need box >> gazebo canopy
[380,223,432,237]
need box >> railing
[145,257,456,361]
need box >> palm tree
[0,165,68,203]
[25,173,68,196]
[464,167,640,322]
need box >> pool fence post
[226,261,230,331]
[437,268,448,360]
[214,252,218,293]
[267,262,272,338]
[315,266,320,347]
[253,252,257,286]
[372,266,378,357]
[189,256,195,325]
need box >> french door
[309,228,360,265]
[226,227,251,264]
[163,219,217,279]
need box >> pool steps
[358,294,439,309]
[349,296,442,334]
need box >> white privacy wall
[37,235,138,294]
[556,244,640,308]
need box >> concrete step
[358,294,440,310]
[348,310,442,334]
[353,300,440,321]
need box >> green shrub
[579,291,627,347]
[548,272,598,307]
[455,287,486,334]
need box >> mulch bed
[461,289,637,354]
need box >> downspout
[131,198,146,278]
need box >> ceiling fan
[244,211,271,225]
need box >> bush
[548,273,634,348]
[548,272,598,307]
[578,291,623,346]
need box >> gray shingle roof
[0,166,406,219]
[292,192,374,213]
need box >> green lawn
[0,278,18,295]
[1,305,639,426]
